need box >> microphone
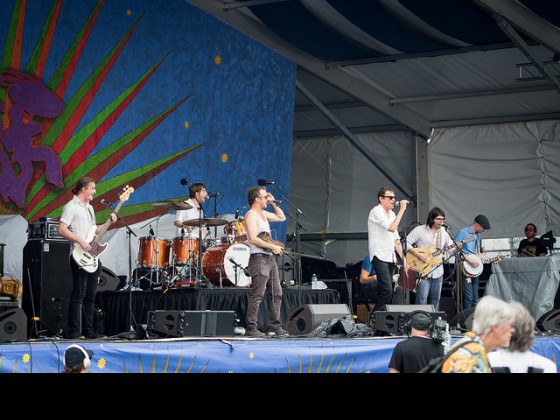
[180,178,189,186]
[208,192,221,198]
[235,208,239,220]
[149,226,155,237]
[258,179,275,186]
[269,200,282,205]
[442,224,449,229]
[395,200,415,207]
[100,199,113,206]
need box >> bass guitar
[72,186,134,273]
[406,234,476,277]
[461,252,511,277]
[257,232,324,261]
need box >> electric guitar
[461,252,511,277]
[406,234,476,277]
[72,186,134,273]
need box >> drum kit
[135,200,252,289]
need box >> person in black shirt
[517,223,548,257]
[388,311,444,373]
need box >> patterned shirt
[441,332,491,373]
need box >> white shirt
[368,204,400,263]
[174,197,203,238]
[406,225,454,278]
[488,349,557,373]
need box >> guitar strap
[436,229,441,250]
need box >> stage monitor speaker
[0,307,27,341]
[287,304,351,336]
[97,267,120,291]
[537,308,560,333]
[450,307,475,331]
[148,310,236,337]
[374,304,446,335]
[21,240,73,338]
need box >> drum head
[202,243,251,287]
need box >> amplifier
[28,220,64,240]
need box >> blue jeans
[461,272,479,310]
[372,256,396,311]
[415,275,443,311]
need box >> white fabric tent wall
[429,120,560,241]
[290,131,417,267]
[289,119,560,268]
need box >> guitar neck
[95,200,123,241]
[284,250,324,261]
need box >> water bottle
[311,273,318,288]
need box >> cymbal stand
[105,205,139,333]
[194,198,206,286]
[270,185,307,306]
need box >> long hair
[426,207,445,227]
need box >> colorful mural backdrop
[0,0,295,243]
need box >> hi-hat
[182,217,228,227]
[153,201,193,210]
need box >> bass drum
[202,243,251,287]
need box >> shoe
[84,333,107,339]
[65,334,85,339]
[269,328,289,337]
[245,329,265,337]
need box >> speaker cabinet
[373,304,446,335]
[287,304,351,336]
[537,308,560,333]
[450,307,476,331]
[21,240,73,338]
[0,307,27,341]
[148,310,236,337]
[97,267,120,291]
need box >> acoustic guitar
[406,234,476,277]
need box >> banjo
[461,252,510,277]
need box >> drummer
[173,183,212,243]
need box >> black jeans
[68,258,102,338]
[371,256,396,311]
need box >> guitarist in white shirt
[405,208,459,311]
[58,176,117,339]
[454,214,494,311]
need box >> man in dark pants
[367,187,410,314]
[59,176,117,339]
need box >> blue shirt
[360,255,378,292]
[455,226,480,255]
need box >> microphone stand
[104,203,138,333]
[270,185,307,307]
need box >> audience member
[517,223,548,257]
[441,295,515,373]
[488,301,556,373]
[63,344,94,373]
[389,311,444,373]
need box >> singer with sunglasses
[367,187,410,321]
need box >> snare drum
[171,236,199,265]
[138,237,170,268]
[202,243,251,287]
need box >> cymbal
[182,217,228,227]
[153,201,193,210]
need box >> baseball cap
[64,347,94,367]
[411,312,431,330]
[475,214,491,230]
